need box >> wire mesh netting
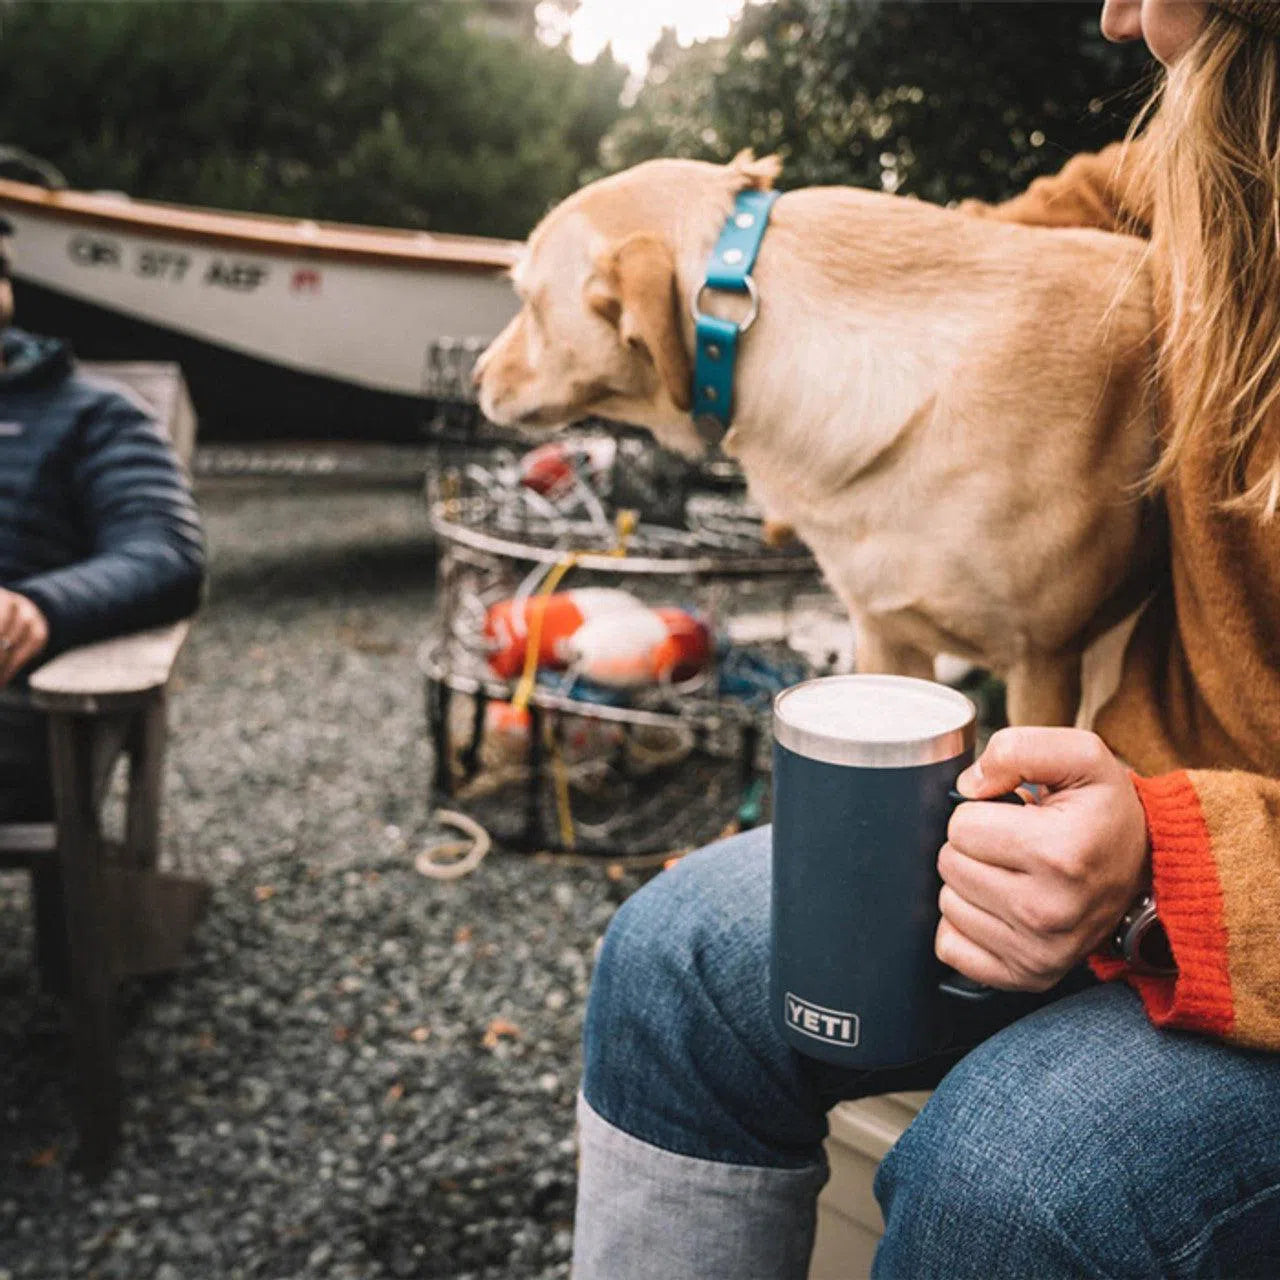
[421,438,855,858]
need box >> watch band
[1110,891,1177,977]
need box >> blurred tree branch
[0,0,623,239]
[601,0,1155,205]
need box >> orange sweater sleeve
[1092,771,1280,1050]
[967,129,1280,1052]
[959,137,1153,236]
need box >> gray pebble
[0,483,642,1280]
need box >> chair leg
[125,695,166,871]
[31,863,69,997]
[47,712,120,1182]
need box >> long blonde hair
[1137,11,1280,521]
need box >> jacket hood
[0,327,72,390]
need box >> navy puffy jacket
[0,328,205,660]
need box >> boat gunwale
[0,177,524,274]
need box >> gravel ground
[0,478,645,1280]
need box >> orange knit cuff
[1090,772,1234,1038]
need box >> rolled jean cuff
[573,1093,828,1280]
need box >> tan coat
[969,138,1280,1050]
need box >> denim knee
[581,827,830,1169]
[873,1050,1095,1279]
[874,983,1280,1280]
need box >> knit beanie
[1215,1,1280,37]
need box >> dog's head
[475,153,779,455]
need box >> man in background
[0,213,205,820]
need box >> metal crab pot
[419,447,852,858]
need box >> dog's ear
[594,233,691,412]
[730,150,782,192]
[585,276,621,327]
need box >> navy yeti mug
[771,674,994,1068]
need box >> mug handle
[937,787,1026,1002]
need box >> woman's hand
[936,727,1151,992]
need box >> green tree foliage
[604,0,1155,204]
[0,0,624,238]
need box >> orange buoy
[484,588,650,679]
[563,606,713,688]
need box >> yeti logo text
[784,993,859,1047]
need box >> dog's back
[479,156,1161,724]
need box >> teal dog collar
[690,188,779,448]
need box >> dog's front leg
[854,621,934,681]
[1004,649,1083,728]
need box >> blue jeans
[575,828,1280,1278]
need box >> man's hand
[0,588,49,687]
[936,727,1151,992]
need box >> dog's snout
[471,344,491,389]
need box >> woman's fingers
[939,842,1083,953]
[946,800,1047,869]
[937,894,1064,994]
[935,917,1019,991]
[938,882,1020,955]
[937,840,1025,912]
[956,726,1120,798]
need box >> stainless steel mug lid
[774,674,976,768]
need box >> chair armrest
[28,621,191,713]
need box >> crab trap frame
[420,437,855,858]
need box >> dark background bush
[0,0,1154,237]
[605,0,1154,202]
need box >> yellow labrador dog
[475,153,1157,726]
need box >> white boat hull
[4,205,518,399]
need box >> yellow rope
[545,717,577,850]
[510,510,637,715]
[511,553,582,715]
[509,510,637,851]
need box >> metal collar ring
[690,274,761,334]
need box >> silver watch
[1111,892,1177,976]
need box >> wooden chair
[0,362,207,1180]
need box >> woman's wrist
[1108,795,1175,974]
[1108,891,1178,975]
